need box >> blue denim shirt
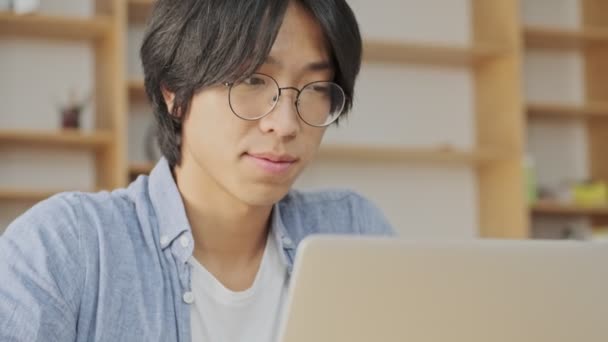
[0,158,394,341]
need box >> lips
[247,152,298,163]
[244,152,299,175]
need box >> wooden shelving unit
[0,11,112,41]
[523,0,608,231]
[583,0,608,228]
[0,0,126,203]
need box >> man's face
[173,2,333,207]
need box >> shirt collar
[147,157,296,255]
[270,202,296,274]
[148,157,190,250]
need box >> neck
[173,162,272,268]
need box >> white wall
[296,162,478,239]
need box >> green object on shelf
[524,156,538,205]
[524,155,538,205]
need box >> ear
[161,85,177,116]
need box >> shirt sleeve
[0,193,84,342]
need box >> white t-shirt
[189,233,288,342]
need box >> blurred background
[1,0,608,240]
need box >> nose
[258,88,301,138]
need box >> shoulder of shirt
[277,188,396,237]
[3,191,84,238]
[3,179,142,243]
[40,182,139,222]
[0,192,88,278]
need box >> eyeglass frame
[223,72,347,128]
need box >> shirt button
[282,236,293,248]
[160,235,170,247]
[180,235,189,248]
[183,291,194,304]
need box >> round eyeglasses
[224,73,346,127]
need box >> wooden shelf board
[0,189,64,202]
[0,129,113,150]
[129,162,154,175]
[316,145,499,164]
[128,79,147,102]
[363,40,504,67]
[0,12,112,41]
[531,201,608,217]
[128,0,155,23]
[524,26,608,50]
[528,102,608,119]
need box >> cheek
[183,92,255,160]
[300,127,326,158]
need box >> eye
[312,85,330,93]
[242,75,267,86]
[309,84,331,97]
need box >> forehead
[269,2,331,63]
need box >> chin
[235,182,292,207]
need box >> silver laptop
[277,236,608,342]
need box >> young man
[0,0,394,341]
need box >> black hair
[140,0,362,166]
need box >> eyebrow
[265,55,333,72]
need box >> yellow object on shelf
[592,227,608,241]
[573,181,608,207]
